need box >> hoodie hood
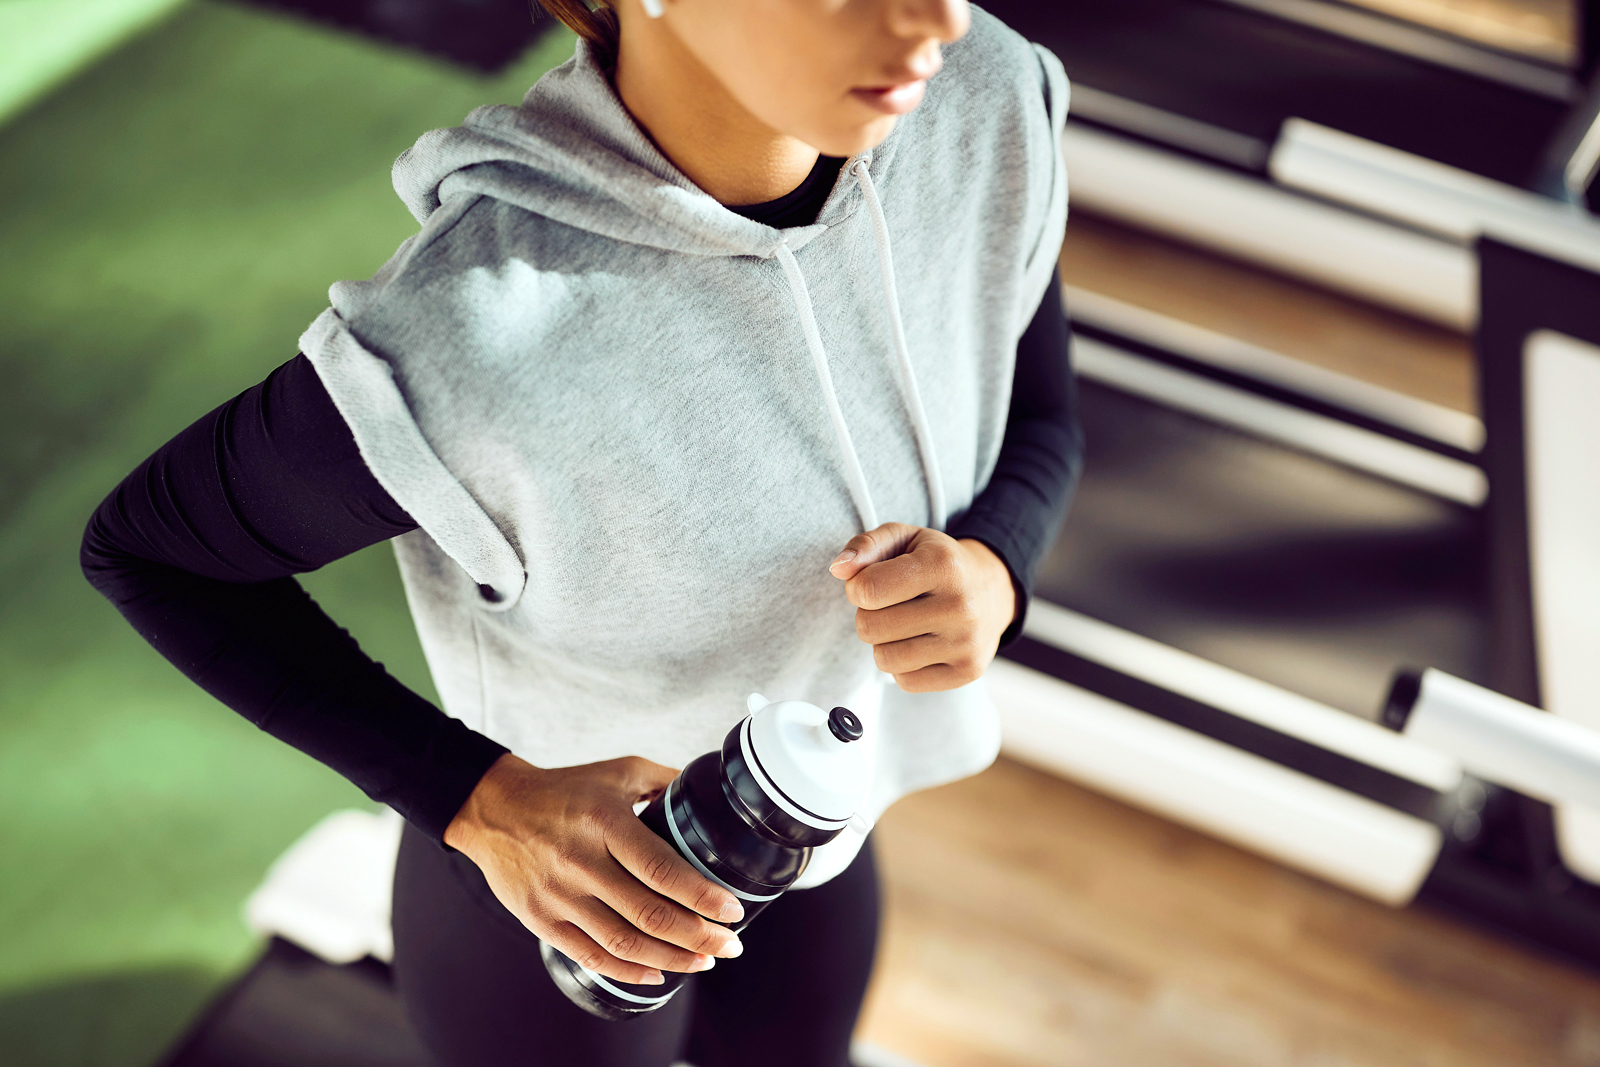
[391,40,876,259]
[300,9,1069,890]
[391,38,934,535]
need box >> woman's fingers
[844,532,959,610]
[828,522,922,580]
[891,662,975,692]
[855,593,945,645]
[872,632,949,676]
[539,917,669,986]
[873,628,983,674]
[560,890,717,976]
[583,853,740,962]
[610,754,680,802]
[448,754,752,986]
[606,815,747,929]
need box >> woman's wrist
[444,751,536,856]
[955,536,1022,632]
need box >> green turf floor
[0,7,574,1064]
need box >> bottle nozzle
[827,706,863,743]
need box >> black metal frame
[1003,231,1600,972]
[1381,237,1600,969]
[984,0,1574,184]
[1475,238,1600,706]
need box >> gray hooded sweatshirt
[300,8,1068,886]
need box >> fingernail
[719,900,745,923]
[829,549,856,570]
[694,955,716,972]
[717,937,744,959]
[641,971,665,986]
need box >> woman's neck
[613,16,820,206]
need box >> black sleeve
[81,354,508,841]
[948,268,1083,646]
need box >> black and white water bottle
[541,692,869,1020]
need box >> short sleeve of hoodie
[1020,39,1071,333]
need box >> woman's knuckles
[640,854,684,894]
[920,535,959,567]
[875,644,913,673]
[577,955,613,976]
[854,611,875,642]
[543,840,589,878]
[518,887,548,918]
[633,899,675,934]
[578,803,619,834]
[604,928,646,959]
[845,574,884,610]
[618,755,675,793]
[952,593,982,630]
[694,926,735,955]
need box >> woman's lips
[850,80,927,116]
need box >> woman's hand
[444,753,746,986]
[829,522,1019,692]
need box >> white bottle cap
[744,694,869,824]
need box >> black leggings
[391,822,880,1067]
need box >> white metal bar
[1564,111,1600,201]
[1063,283,1484,452]
[992,658,1443,905]
[1271,118,1600,278]
[1062,122,1476,328]
[1406,669,1600,811]
[1074,337,1489,505]
[1522,331,1600,885]
[1024,601,1462,791]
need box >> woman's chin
[808,114,901,160]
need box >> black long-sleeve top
[81,161,1082,842]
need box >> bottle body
[543,715,849,1020]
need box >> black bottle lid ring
[828,706,864,743]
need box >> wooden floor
[1342,0,1575,65]
[1057,214,1479,414]
[860,758,1600,1067]
[859,208,1600,1065]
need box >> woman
[83,0,1079,1063]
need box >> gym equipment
[1385,668,1600,809]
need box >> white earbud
[640,0,664,16]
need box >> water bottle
[541,692,869,1019]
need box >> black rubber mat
[159,939,431,1067]
[1032,379,1490,719]
[984,0,1569,185]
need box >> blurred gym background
[3,0,1600,1064]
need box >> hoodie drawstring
[773,160,948,535]
[775,242,880,531]
[850,160,947,531]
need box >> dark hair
[535,1,621,67]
